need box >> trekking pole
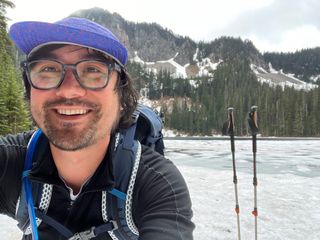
[222,107,241,240]
[248,106,259,240]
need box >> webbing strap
[36,209,118,240]
[93,221,118,236]
[109,188,126,201]
[35,210,73,238]
[23,129,43,240]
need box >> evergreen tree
[115,21,320,137]
[0,0,31,135]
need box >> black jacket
[0,131,194,240]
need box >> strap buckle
[110,220,118,231]
[69,227,96,240]
[68,221,118,240]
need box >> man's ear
[22,70,31,100]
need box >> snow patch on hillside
[268,62,278,73]
[197,58,222,77]
[131,51,222,78]
[157,53,187,78]
[310,75,320,82]
[131,52,317,91]
[251,64,318,91]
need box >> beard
[33,98,109,151]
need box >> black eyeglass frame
[20,59,122,90]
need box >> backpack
[15,104,164,240]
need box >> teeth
[57,109,88,115]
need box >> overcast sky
[5,0,320,53]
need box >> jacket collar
[29,132,115,192]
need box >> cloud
[6,0,320,52]
[207,0,320,52]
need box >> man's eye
[85,67,101,73]
[41,66,58,72]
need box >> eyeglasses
[21,59,122,90]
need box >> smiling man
[0,17,194,239]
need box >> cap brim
[9,21,127,66]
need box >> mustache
[43,98,99,109]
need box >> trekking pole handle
[228,108,235,154]
[248,106,259,136]
[227,108,235,135]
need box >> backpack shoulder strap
[16,129,43,239]
[103,110,141,240]
[16,179,43,233]
[105,104,165,239]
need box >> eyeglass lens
[28,60,110,89]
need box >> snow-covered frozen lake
[1,138,319,239]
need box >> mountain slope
[70,7,319,89]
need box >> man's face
[30,45,120,151]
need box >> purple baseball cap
[9,17,128,66]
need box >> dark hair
[22,44,139,129]
[116,69,139,129]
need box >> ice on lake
[1,138,320,239]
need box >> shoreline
[164,136,320,141]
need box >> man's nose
[55,68,86,98]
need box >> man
[0,17,194,239]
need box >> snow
[189,79,199,88]
[162,129,178,137]
[250,64,268,74]
[165,139,320,240]
[196,58,222,77]
[193,48,199,62]
[310,75,320,82]
[132,51,145,65]
[251,63,318,91]
[268,62,278,73]
[1,139,319,239]
[157,53,188,78]
[131,51,222,78]
[138,96,154,107]
[131,52,318,92]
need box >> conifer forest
[1,0,320,137]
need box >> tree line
[128,59,320,137]
[264,48,320,83]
